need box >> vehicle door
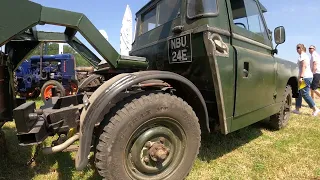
[229,0,276,117]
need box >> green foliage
[28,43,91,67]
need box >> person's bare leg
[314,89,320,99]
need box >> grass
[1,98,320,180]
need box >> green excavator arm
[9,30,101,68]
[1,0,144,69]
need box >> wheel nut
[145,141,152,148]
[143,157,150,163]
[159,137,165,143]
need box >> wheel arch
[75,71,209,170]
[287,76,299,98]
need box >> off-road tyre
[40,80,66,102]
[95,92,201,180]
[269,85,292,130]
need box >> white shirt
[298,52,313,78]
[311,51,320,74]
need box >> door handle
[243,62,249,77]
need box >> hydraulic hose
[42,133,79,154]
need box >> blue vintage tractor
[15,53,78,101]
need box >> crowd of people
[293,44,320,116]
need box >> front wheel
[269,85,292,130]
[95,92,201,180]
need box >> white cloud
[99,30,108,41]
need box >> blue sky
[30,0,320,62]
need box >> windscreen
[187,0,218,18]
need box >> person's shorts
[311,73,320,90]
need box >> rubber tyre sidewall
[95,93,201,180]
[40,80,66,102]
[78,74,102,91]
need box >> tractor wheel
[269,85,292,130]
[95,92,201,180]
[77,74,102,94]
[41,80,66,102]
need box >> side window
[139,0,180,35]
[231,0,269,42]
[141,8,157,34]
[158,0,180,26]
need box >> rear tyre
[41,80,66,102]
[95,92,201,180]
[269,85,292,130]
[77,74,102,94]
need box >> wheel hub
[129,127,176,174]
[125,117,187,179]
[148,139,170,162]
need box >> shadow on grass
[198,123,263,162]
[0,124,101,180]
[34,152,102,180]
[0,125,34,180]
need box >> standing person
[309,45,320,100]
[293,44,320,116]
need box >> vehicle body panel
[0,65,5,120]
[131,0,298,134]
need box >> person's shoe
[312,108,320,117]
[292,109,301,114]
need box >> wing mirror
[274,26,286,45]
[272,26,286,55]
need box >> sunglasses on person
[309,48,314,50]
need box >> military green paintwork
[131,0,298,134]
[0,0,298,135]
[10,31,102,68]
